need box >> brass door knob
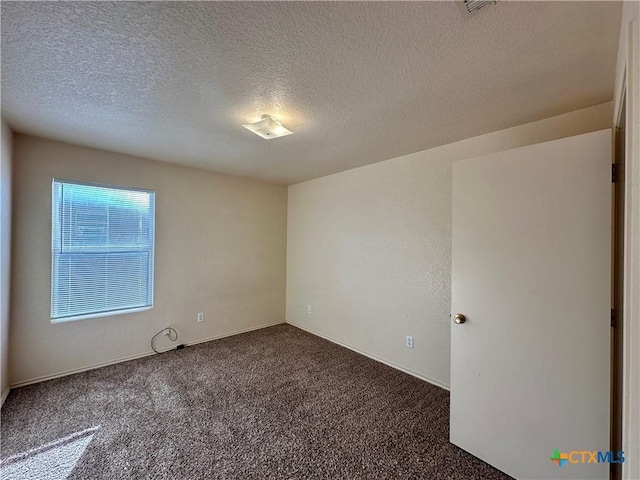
[453,314,466,324]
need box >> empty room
[1,1,639,479]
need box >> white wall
[614,2,640,478]
[10,135,287,386]
[1,120,13,405]
[286,102,613,389]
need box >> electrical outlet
[197,312,205,323]
[307,305,312,314]
[406,335,414,349]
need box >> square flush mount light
[242,115,293,139]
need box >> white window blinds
[51,180,155,322]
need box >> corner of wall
[1,119,14,407]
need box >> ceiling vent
[456,0,497,18]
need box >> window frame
[50,178,156,323]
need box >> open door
[450,130,612,480]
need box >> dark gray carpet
[1,324,511,479]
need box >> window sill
[51,306,153,324]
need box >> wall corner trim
[1,388,10,408]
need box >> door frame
[611,82,625,480]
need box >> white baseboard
[8,321,446,393]
[287,321,450,392]
[10,321,285,389]
[1,388,9,408]
[183,321,284,348]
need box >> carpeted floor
[1,324,511,479]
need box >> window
[51,179,155,322]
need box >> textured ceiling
[1,1,622,185]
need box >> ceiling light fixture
[242,115,293,140]
[456,0,497,18]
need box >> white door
[450,130,612,480]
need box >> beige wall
[1,120,13,404]
[10,135,287,386]
[286,102,613,389]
